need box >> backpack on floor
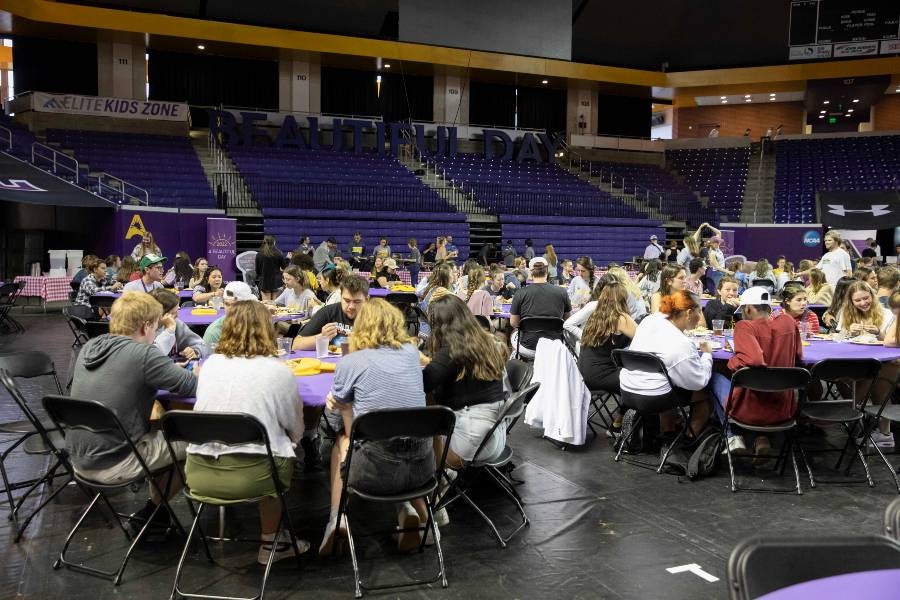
[659,426,723,480]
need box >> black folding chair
[386,292,425,336]
[333,406,456,598]
[799,359,885,488]
[437,383,539,547]
[84,319,110,339]
[69,280,80,303]
[587,388,622,438]
[0,282,25,334]
[514,316,565,361]
[611,349,695,473]
[727,534,900,600]
[160,411,304,600]
[505,359,533,394]
[0,352,69,542]
[885,497,900,541]
[88,294,116,317]
[723,367,812,495]
[41,395,187,585]
[859,368,900,494]
[61,306,89,348]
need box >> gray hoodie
[68,334,197,470]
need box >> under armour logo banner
[818,192,900,229]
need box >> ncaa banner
[818,191,900,230]
[31,92,189,122]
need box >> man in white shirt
[122,254,166,293]
[643,235,664,260]
[799,231,852,290]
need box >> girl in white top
[186,301,309,563]
[835,280,895,340]
[270,265,319,312]
[619,290,713,435]
[567,257,596,309]
[318,266,345,307]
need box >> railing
[212,171,254,210]
[97,172,149,205]
[31,142,79,181]
[0,125,11,152]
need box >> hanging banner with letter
[29,92,189,122]
[207,218,237,282]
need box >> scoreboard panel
[789,0,900,60]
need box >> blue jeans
[709,372,734,435]
[407,264,420,287]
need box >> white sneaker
[724,435,747,455]
[433,506,450,527]
[396,502,422,553]
[257,533,310,565]
[868,431,895,450]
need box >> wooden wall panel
[873,94,900,132]
[674,102,805,138]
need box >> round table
[96,289,193,299]
[711,337,900,364]
[158,349,341,408]
[368,288,389,297]
[758,568,900,599]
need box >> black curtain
[148,50,277,110]
[321,67,432,122]
[596,95,651,138]
[13,37,98,96]
[517,86,566,132]
[469,81,515,128]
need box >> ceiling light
[769,93,776,97]
[845,113,851,117]
[818,115,825,119]
[852,98,859,103]
[383,63,391,68]
[823,100,830,104]
[745,98,752,102]
[848,108,854,113]
[744,94,751,98]
[541,79,548,84]
[769,97,776,101]
[720,96,726,100]
[197,44,205,50]
[721,100,728,104]
[820,110,826,114]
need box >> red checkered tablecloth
[14,276,73,303]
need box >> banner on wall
[818,191,900,230]
[729,225,824,265]
[30,92,189,122]
[114,208,210,269]
[206,218,237,282]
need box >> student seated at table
[835,280,895,340]
[123,254,167,293]
[708,287,803,455]
[320,299,434,555]
[650,264,686,313]
[317,265,345,308]
[459,263,492,319]
[163,251,193,289]
[577,281,637,395]
[293,275,369,351]
[775,284,820,334]
[186,301,309,563]
[203,281,258,346]
[74,257,123,307]
[485,267,516,301]
[606,266,648,322]
[638,259,662,303]
[372,257,401,289]
[567,256,596,309]
[804,268,833,307]
[877,267,899,306]
[114,256,138,285]
[192,266,225,305]
[510,257,572,359]
[268,265,318,311]
[188,257,208,289]
[71,254,98,288]
[105,254,121,282]
[418,263,456,335]
[558,259,574,287]
[150,288,207,360]
[702,275,741,329]
[751,259,776,290]
[563,279,604,344]
[424,295,507,476]
[821,276,856,330]
[854,267,879,291]
[684,258,706,297]
[68,292,198,531]
[619,290,713,438]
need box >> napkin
[190,308,218,315]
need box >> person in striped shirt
[74,257,122,307]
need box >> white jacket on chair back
[525,338,590,445]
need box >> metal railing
[31,142,79,180]
[212,170,254,210]
[97,172,149,205]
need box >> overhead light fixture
[823,100,830,104]
[541,79,548,84]
[383,63,391,68]
[852,98,859,103]
[721,100,728,104]
[818,115,825,119]
[845,113,851,117]
[745,98,752,102]
[720,96,726,100]
[848,108,854,113]
[820,110,826,114]
[769,97,776,101]
[197,44,205,50]
[769,93,776,97]
[744,94,751,98]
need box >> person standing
[131,232,161,261]
[255,235,285,301]
[523,239,535,261]
[313,237,338,273]
[542,244,558,281]
[405,238,422,286]
[502,240,516,267]
[643,235,664,260]
[797,230,852,290]
[445,235,459,260]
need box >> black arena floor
[2,310,898,599]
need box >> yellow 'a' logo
[125,214,147,240]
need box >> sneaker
[318,514,348,556]
[396,502,422,553]
[257,533,310,566]
[300,436,323,472]
[127,500,173,539]
[869,431,895,450]
[724,435,747,455]
[433,506,450,527]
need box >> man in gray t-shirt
[313,238,337,272]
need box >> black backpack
[659,426,723,480]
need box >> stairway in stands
[236,216,264,254]
[741,142,776,223]
[468,217,502,261]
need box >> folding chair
[0,282,25,334]
[587,388,622,437]
[333,406,456,598]
[514,316,565,361]
[41,395,187,585]
[505,359,533,394]
[160,411,304,600]
[437,383,539,547]
[386,292,425,336]
[723,367,812,495]
[611,349,695,473]
[89,294,116,317]
[885,497,900,541]
[727,534,900,600]
[799,359,884,488]
[84,319,110,339]
[61,306,89,348]
[859,368,900,494]
[0,352,70,542]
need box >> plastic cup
[315,334,329,358]
[712,319,724,336]
[340,341,350,356]
[277,337,292,356]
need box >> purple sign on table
[206,218,237,282]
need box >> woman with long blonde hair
[837,280,894,339]
[321,299,434,554]
[131,231,161,261]
[543,244,558,281]
[578,281,637,394]
[606,266,648,320]
[186,300,309,563]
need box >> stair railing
[31,142,79,181]
[97,172,149,205]
[0,125,12,152]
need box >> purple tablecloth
[96,289,193,299]
[158,350,341,408]
[699,297,826,312]
[178,307,297,326]
[758,568,900,599]
[712,337,900,364]
[368,288,389,297]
